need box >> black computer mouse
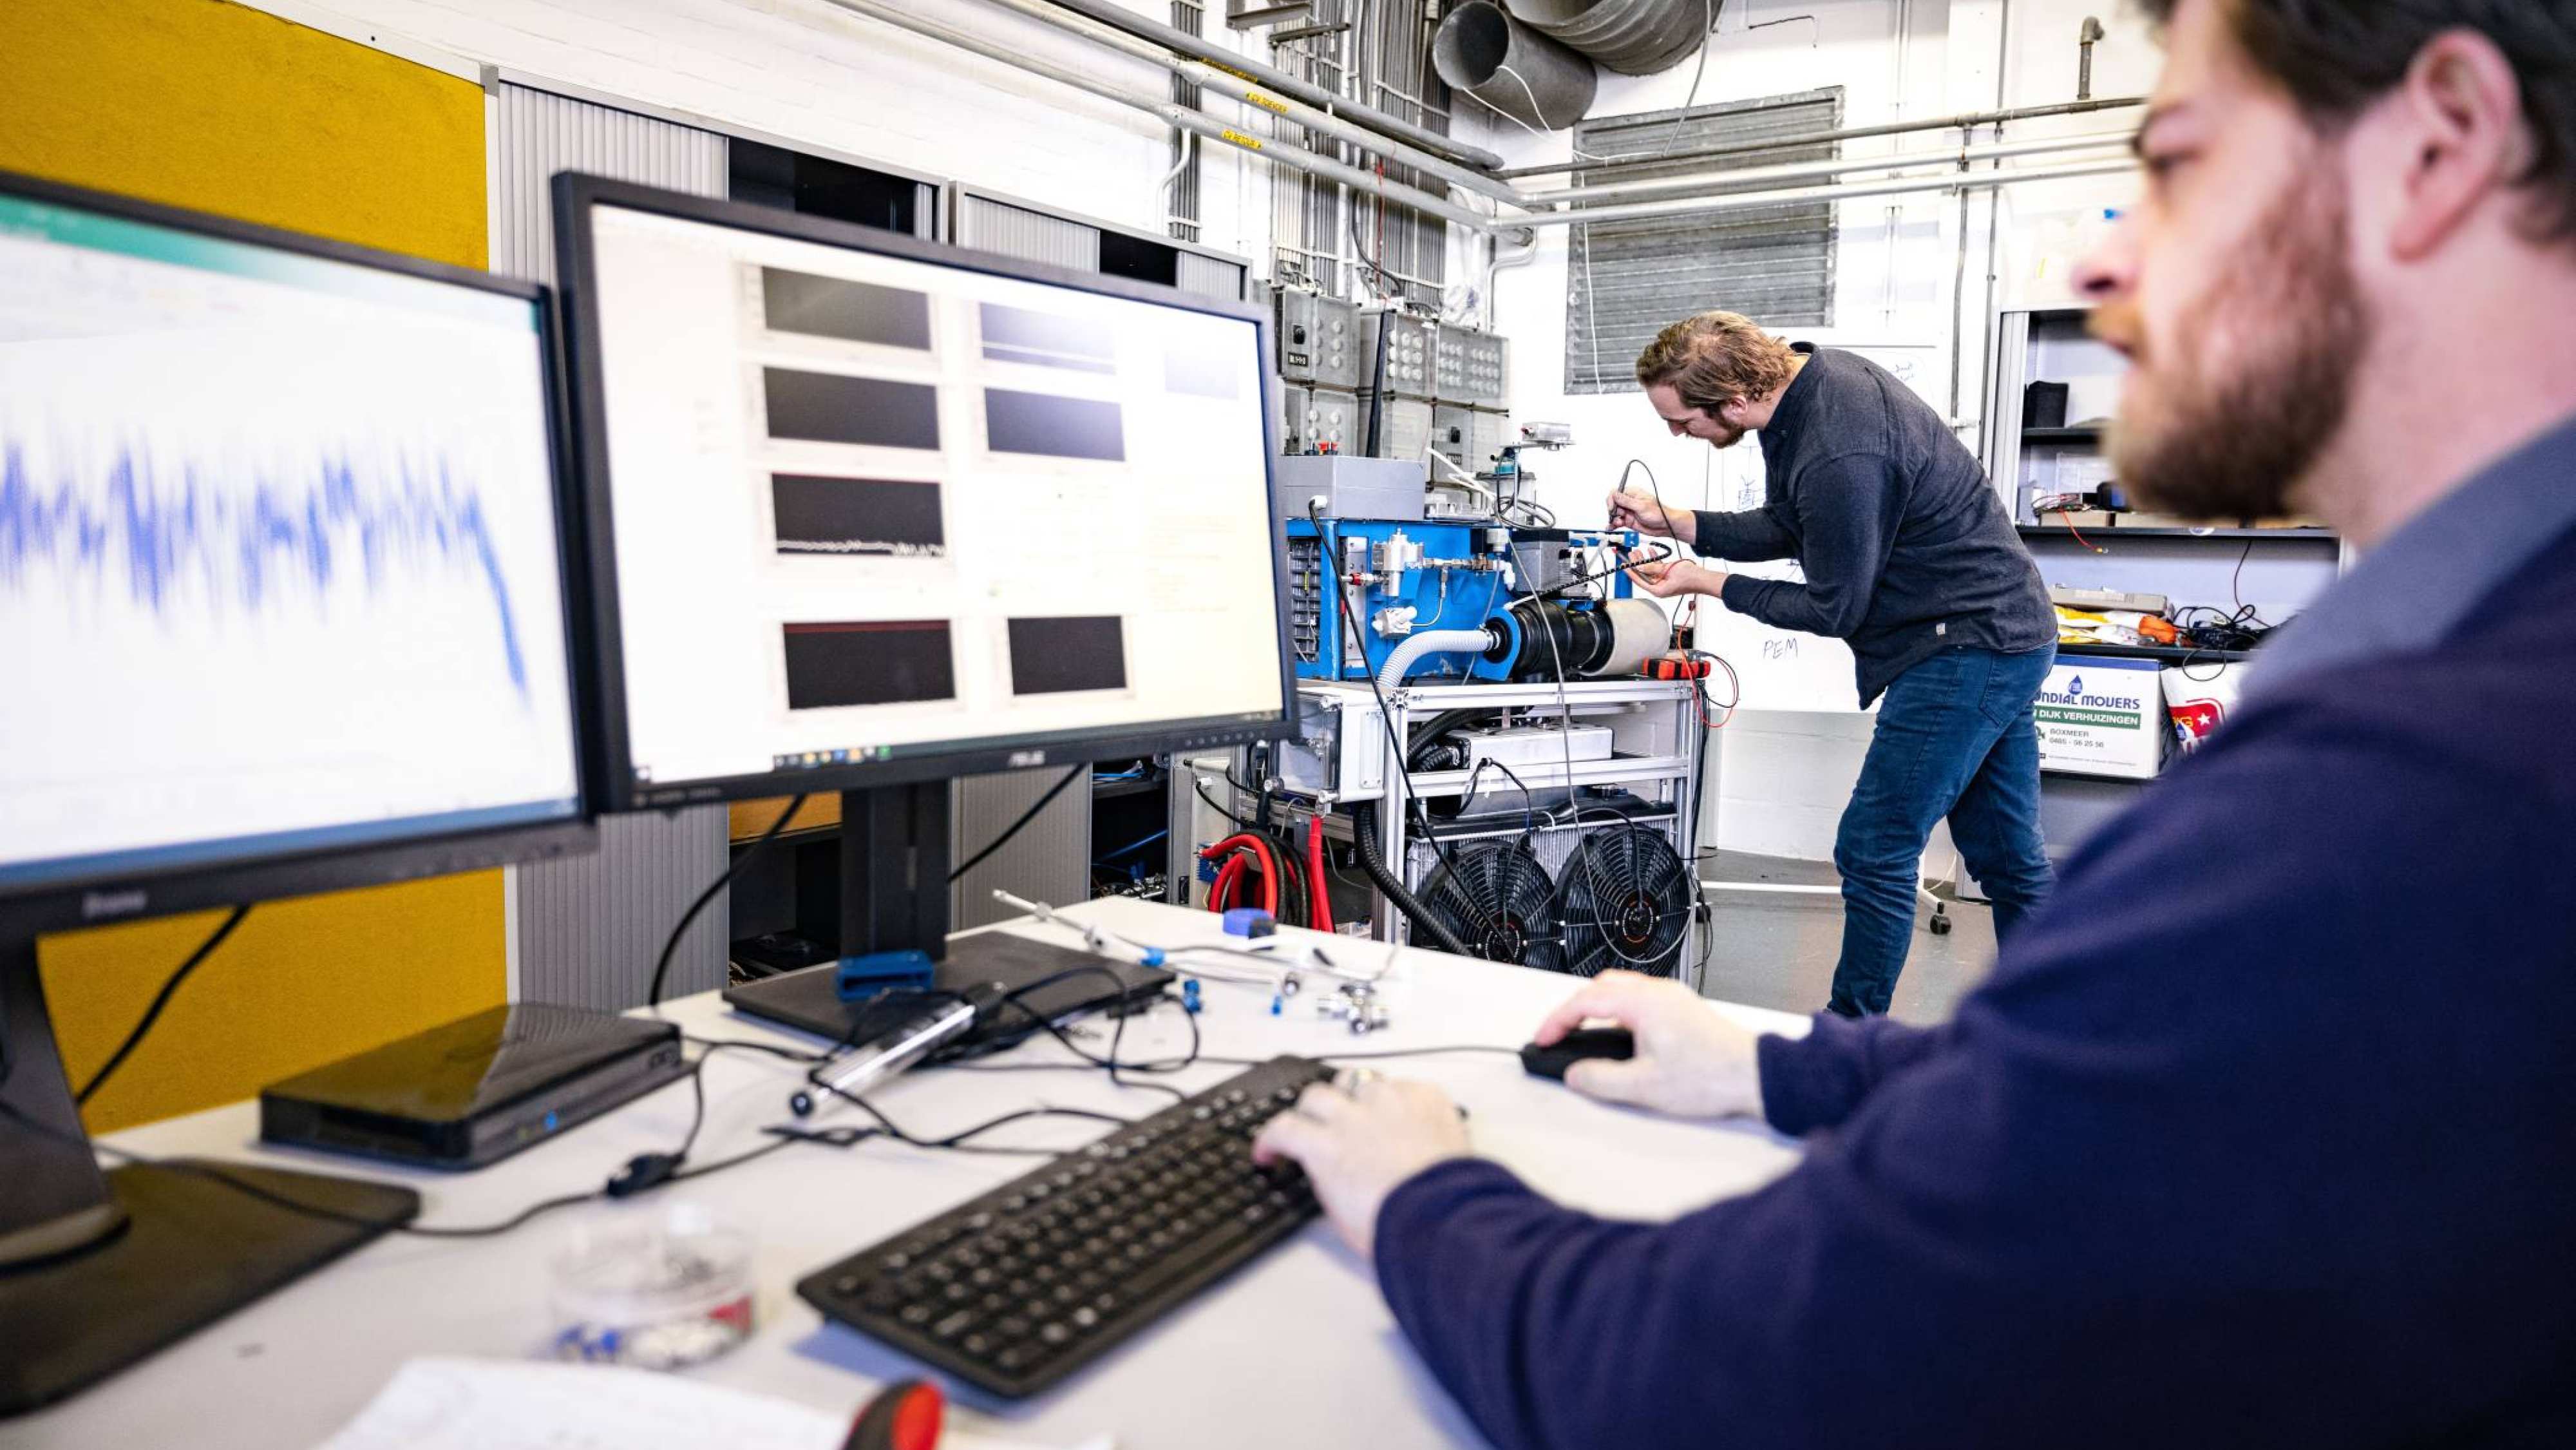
[1519,1027,1636,1081]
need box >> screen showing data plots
[0,187,585,891]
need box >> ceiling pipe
[1521,128,2134,205]
[1027,0,1509,171]
[817,0,1501,233]
[1490,95,2148,179]
[1513,157,2136,228]
[965,0,1524,206]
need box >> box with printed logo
[2034,654,2164,780]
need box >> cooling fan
[1555,825,1693,978]
[1419,839,1565,974]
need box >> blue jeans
[1828,644,2057,1017]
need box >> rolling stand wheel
[1928,904,1953,936]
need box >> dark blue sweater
[1372,533,2576,1447]
[1692,345,2053,705]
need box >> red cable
[1210,854,1247,913]
[1305,816,1334,932]
[1198,834,1281,917]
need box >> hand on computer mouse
[1251,1074,1469,1259]
[1530,971,1763,1121]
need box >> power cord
[74,904,252,1106]
[648,792,809,1007]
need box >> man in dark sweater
[1253,1,2576,1444]
[1609,316,2056,1016]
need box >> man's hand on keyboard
[1251,1073,1469,1258]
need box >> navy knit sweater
[1370,533,2576,1447]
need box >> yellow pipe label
[1244,89,1289,115]
[1220,128,1264,151]
[1211,62,1254,82]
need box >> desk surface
[10,899,1808,1450]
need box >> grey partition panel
[951,770,1092,931]
[489,81,732,1008]
[953,193,1102,270]
[1175,247,1247,301]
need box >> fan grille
[1555,825,1691,978]
[1420,839,1564,973]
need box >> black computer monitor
[0,170,595,1410]
[551,175,1291,975]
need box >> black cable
[1349,799,1472,955]
[74,904,252,1106]
[649,792,808,1007]
[806,1085,1135,1156]
[949,764,1085,884]
[1194,774,1256,830]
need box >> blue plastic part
[1181,980,1202,1014]
[1141,948,1167,968]
[1221,908,1275,938]
[833,948,938,1001]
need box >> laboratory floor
[1695,852,1999,1025]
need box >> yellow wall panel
[4,0,509,1131]
[0,0,487,269]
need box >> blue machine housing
[1285,517,1639,683]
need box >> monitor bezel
[0,168,600,940]
[551,172,1297,812]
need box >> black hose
[1349,801,1470,956]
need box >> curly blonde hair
[1634,311,1797,414]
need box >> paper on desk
[316,1357,1111,1450]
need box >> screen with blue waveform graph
[0,182,586,894]
[1,440,529,696]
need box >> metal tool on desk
[790,986,998,1118]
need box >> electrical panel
[1282,385,1359,456]
[1435,324,1509,408]
[1374,394,1435,464]
[1276,288,1363,392]
[1432,404,1513,473]
[1370,310,1438,399]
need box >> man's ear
[2387,28,2530,261]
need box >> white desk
[8,899,1807,1450]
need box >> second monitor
[551,175,1293,987]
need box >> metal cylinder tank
[1506,0,1711,77]
[1432,1,1599,133]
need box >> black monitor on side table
[549,175,1293,1027]
[0,171,596,1412]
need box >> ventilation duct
[1506,0,1709,76]
[1433,1,1598,133]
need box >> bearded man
[1252,1,2576,1445]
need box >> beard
[2099,166,2371,519]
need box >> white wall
[1470,0,2156,862]
[258,0,2161,864]
[246,0,1278,262]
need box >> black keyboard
[797,1055,1334,1397]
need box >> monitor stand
[0,933,419,1417]
[838,779,1068,982]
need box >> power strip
[2050,585,2170,615]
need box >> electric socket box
[1273,454,1426,522]
[1369,310,1437,399]
[1276,289,1364,392]
[1370,394,1435,463]
[1275,687,1388,803]
[1434,324,1509,408]
[1432,404,1513,472]
[1282,385,1359,456]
